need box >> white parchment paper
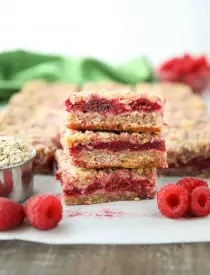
[0,175,210,245]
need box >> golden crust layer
[64,190,156,205]
[66,110,163,132]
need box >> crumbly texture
[137,82,210,176]
[65,85,164,132]
[82,82,128,90]
[64,191,156,205]
[159,167,210,178]
[63,128,163,147]
[166,125,210,165]
[0,137,33,168]
[3,81,210,176]
[66,110,163,132]
[62,129,167,168]
[69,150,167,169]
[55,149,157,187]
[68,86,164,103]
[136,82,193,100]
[55,150,157,205]
[0,81,78,173]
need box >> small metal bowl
[0,139,36,202]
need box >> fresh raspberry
[157,184,189,219]
[0,198,25,231]
[24,195,63,230]
[177,177,208,194]
[190,187,210,217]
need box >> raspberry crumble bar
[55,150,157,205]
[62,129,167,169]
[163,124,210,177]
[65,86,164,132]
[0,81,78,173]
[137,82,210,177]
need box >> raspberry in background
[190,186,210,217]
[24,194,63,230]
[157,184,189,219]
[0,198,25,231]
[177,177,208,194]
[157,54,210,94]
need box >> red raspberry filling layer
[65,95,161,114]
[63,178,154,197]
[70,140,166,155]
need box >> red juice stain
[68,211,83,217]
[96,209,125,217]
[67,208,125,218]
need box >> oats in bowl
[0,137,35,169]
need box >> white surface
[0,175,210,245]
[0,0,210,65]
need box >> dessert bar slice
[0,81,78,174]
[55,150,157,205]
[62,129,167,169]
[162,124,210,177]
[136,83,210,177]
[65,86,164,132]
[136,82,207,128]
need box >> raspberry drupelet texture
[0,198,25,231]
[157,184,189,219]
[177,177,208,194]
[190,186,210,217]
[24,195,63,230]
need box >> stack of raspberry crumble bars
[55,84,167,205]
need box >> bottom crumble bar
[55,150,157,205]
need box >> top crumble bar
[65,85,165,132]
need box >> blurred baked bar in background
[1,80,210,177]
[0,81,78,173]
[137,83,210,177]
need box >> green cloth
[0,50,154,100]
